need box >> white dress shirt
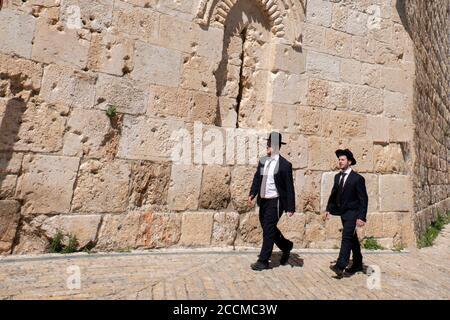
[262,153,280,198]
[339,167,352,186]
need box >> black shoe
[344,264,363,277]
[280,241,294,265]
[251,261,269,271]
[329,264,345,278]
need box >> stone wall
[0,0,447,254]
[401,0,450,236]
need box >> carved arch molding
[196,0,306,48]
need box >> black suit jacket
[249,155,295,213]
[326,170,368,221]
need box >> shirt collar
[270,153,280,161]
[341,167,352,175]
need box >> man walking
[324,149,368,278]
[248,131,295,271]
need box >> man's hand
[323,211,331,221]
[287,212,294,217]
[247,195,256,207]
[356,219,366,227]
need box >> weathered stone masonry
[0,0,448,254]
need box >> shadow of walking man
[269,252,304,269]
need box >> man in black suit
[248,131,295,271]
[324,149,368,278]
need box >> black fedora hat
[335,149,357,165]
[265,131,287,147]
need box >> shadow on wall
[0,98,26,198]
[395,0,410,36]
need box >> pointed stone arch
[196,0,306,47]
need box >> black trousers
[336,216,363,269]
[258,197,292,263]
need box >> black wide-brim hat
[335,148,357,165]
[265,131,287,146]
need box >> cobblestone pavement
[1,225,449,300]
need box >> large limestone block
[366,115,389,143]
[167,164,202,211]
[304,214,326,246]
[0,9,36,58]
[389,119,413,142]
[95,73,148,115]
[199,165,231,210]
[295,170,321,213]
[0,152,23,174]
[236,211,262,246]
[96,211,141,251]
[147,85,192,119]
[0,98,68,153]
[360,173,379,212]
[306,51,340,81]
[360,63,382,88]
[349,85,383,115]
[0,200,20,253]
[324,214,342,239]
[112,0,159,43]
[0,53,43,99]
[325,28,352,58]
[380,67,413,94]
[16,154,80,214]
[306,0,332,27]
[308,78,349,110]
[212,212,239,246]
[278,213,307,247]
[384,90,408,119]
[180,212,213,246]
[321,110,367,139]
[11,219,49,254]
[362,212,384,238]
[99,210,182,250]
[320,171,336,212]
[270,72,308,105]
[282,134,308,169]
[158,13,197,53]
[374,143,408,174]
[272,43,306,75]
[230,166,256,213]
[63,108,111,158]
[308,136,340,171]
[129,160,171,207]
[196,26,224,61]
[40,64,96,108]
[303,22,326,49]
[271,104,321,134]
[135,211,182,249]
[180,55,216,93]
[32,16,91,69]
[88,33,134,76]
[61,0,114,32]
[340,58,361,85]
[345,8,368,36]
[379,174,413,212]
[131,41,181,87]
[191,91,218,125]
[117,116,186,161]
[72,159,131,213]
[40,214,102,248]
